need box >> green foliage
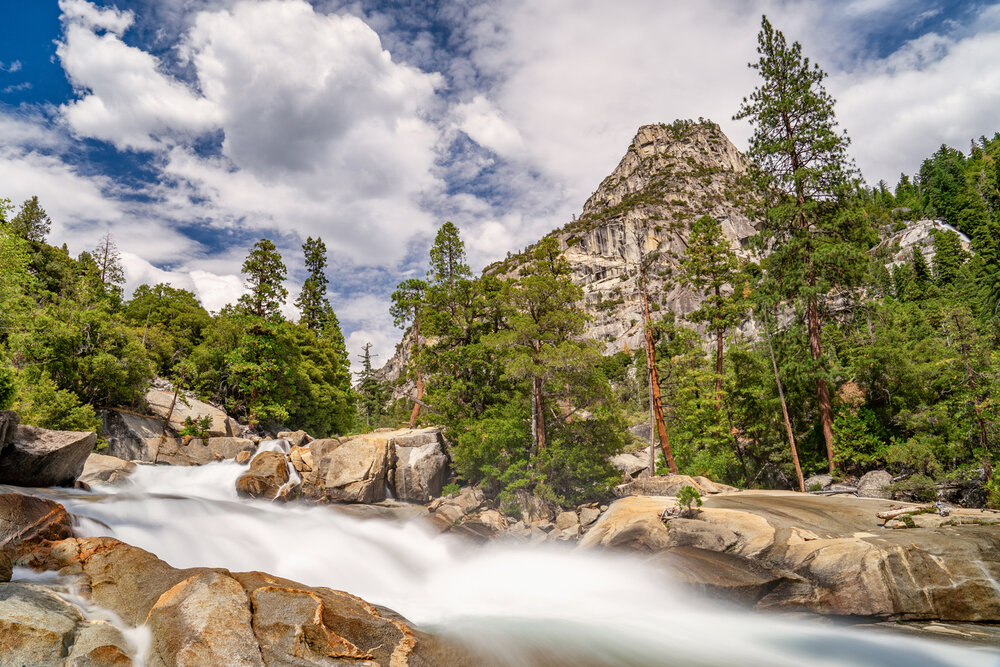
[7,196,51,243]
[238,239,288,319]
[442,483,460,497]
[13,371,100,433]
[677,485,703,516]
[123,283,212,374]
[355,342,390,430]
[887,474,938,503]
[932,230,969,286]
[295,237,332,333]
[0,359,15,410]
[178,414,213,439]
[832,407,887,473]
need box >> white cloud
[453,95,524,156]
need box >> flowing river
[18,444,1000,667]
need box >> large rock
[99,409,163,462]
[44,536,478,666]
[321,435,393,504]
[0,493,74,563]
[614,474,738,498]
[154,437,214,466]
[145,388,232,438]
[610,451,651,479]
[206,437,255,462]
[585,491,1000,622]
[0,584,133,667]
[77,454,136,488]
[394,434,448,502]
[0,425,96,488]
[275,430,312,448]
[857,469,894,499]
[0,410,19,449]
[235,451,289,500]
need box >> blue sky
[1,0,999,369]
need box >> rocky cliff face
[489,119,757,354]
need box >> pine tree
[93,232,125,298]
[932,230,969,286]
[390,278,428,428]
[355,342,387,429]
[295,237,330,331]
[679,215,747,406]
[428,222,471,289]
[9,196,51,243]
[238,239,288,319]
[736,15,871,473]
[912,246,932,290]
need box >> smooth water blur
[45,447,1000,667]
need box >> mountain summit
[489,119,757,353]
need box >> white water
[34,446,1000,666]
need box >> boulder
[579,506,601,528]
[77,454,136,488]
[206,437,256,461]
[857,469,894,499]
[288,446,312,473]
[154,437,214,466]
[577,496,672,552]
[146,571,264,666]
[236,451,289,500]
[611,451,651,479]
[652,547,801,605]
[555,511,579,531]
[145,388,232,438]
[803,474,833,491]
[235,450,252,465]
[276,430,312,447]
[614,474,738,498]
[427,487,485,532]
[0,584,85,666]
[0,410,19,449]
[0,425,96,487]
[44,537,478,666]
[0,493,74,564]
[0,551,11,582]
[322,435,392,504]
[394,437,448,502]
[98,409,163,462]
[502,489,557,523]
[66,621,133,666]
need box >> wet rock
[0,425,96,487]
[428,487,484,531]
[276,430,312,448]
[154,437,214,466]
[235,450,252,465]
[77,454,136,488]
[0,551,11,582]
[394,436,448,502]
[0,493,74,563]
[857,470,893,499]
[236,451,289,500]
[652,547,802,605]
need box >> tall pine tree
[736,15,871,473]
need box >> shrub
[442,483,460,497]
[677,485,703,516]
[178,414,213,440]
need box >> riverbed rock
[44,537,479,666]
[394,435,448,502]
[857,469,893,499]
[66,620,133,666]
[0,425,96,488]
[555,511,579,531]
[289,445,312,473]
[322,435,393,504]
[77,454,136,488]
[427,487,485,532]
[235,450,252,465]
[0,493,74,564]
[0,583,85,666]
[276,430,312,448]
[614,474,738,498]
[803,474,833,491]
[236,451,289,500]
[99,409,163,462]
[145,388,232,438]
[579,506,601,528]
[207,437,256,461]
[585,491,1000,622]
[502,489,557,523]
[154,437,214,466]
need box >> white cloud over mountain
[1,0,998,369]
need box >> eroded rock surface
[0,425,96,488]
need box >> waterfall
[28,456,996,667]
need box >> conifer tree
[391,278,428,428]
[238,239,288,319]
[93,232,126,300]
[9,196,51,243]
[679,215,747,406]
[736,15,871,473]
[428,222,471,289]
[295,237,330,331]
[912,246,932,291]
[355,342,387,429]
[932,230,969,286]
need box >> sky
[1,0,999,371]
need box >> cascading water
[27,443,1000,666]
